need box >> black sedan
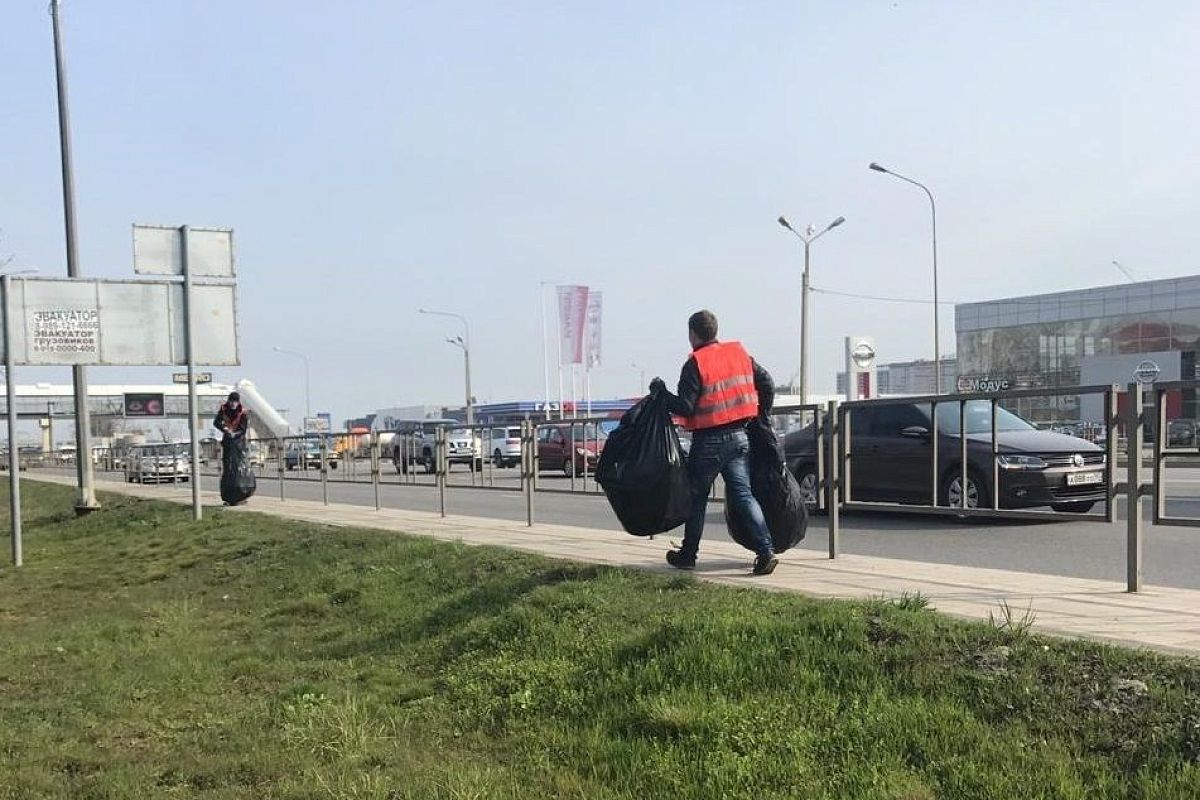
[783,400,1107,513]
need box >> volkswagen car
[784,399,1106,513]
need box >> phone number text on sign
[31,309,100,355]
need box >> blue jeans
[680,427,774,560]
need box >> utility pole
[50,0,98,513]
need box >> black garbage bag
[220,435,257,505]
[595,391,691,535]
[725,419,807,553]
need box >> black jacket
[660,341,774,427]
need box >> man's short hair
[688,310,718,342]
[228,392,241,402]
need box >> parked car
[285,440,337,470]
[489,426,523,468]
[124,443,192,484]
[247,443,268,468]
[783,399,1106,514]
[536,423,606,476]
[445,428,484,471]
[389,420,482,473]
[0,449,28,472]
[1168,419,1197,448]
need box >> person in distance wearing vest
[213,391,250,482]
[650,310,779,575]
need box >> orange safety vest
[219,404,248,433]
[685,341,759,431]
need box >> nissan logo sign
[851,342,876,369]
[1133,360,1160,385]
[1072,454,1084,468]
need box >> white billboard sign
[133,224,235,278]
[1,277,238,367]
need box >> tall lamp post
[420,308,474,424]
[777,215,845,405]
[869,161,942,394]
[272,346,311,422]
[50,0,98,514]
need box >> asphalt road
[32,466,1200,591]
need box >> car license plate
[1067,471,1103,486]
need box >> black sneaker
[666,550,695,570]
[752,554,779,576]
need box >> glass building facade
[956,276,1200,422]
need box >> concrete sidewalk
[28,474,1200,657]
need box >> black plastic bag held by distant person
[595,391,691,535]
[725,419,807,553]
[220,435,257,505]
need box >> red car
[536,423,606,476]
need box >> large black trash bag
[725,419,807,553]
[220,436,257,505]
[595,391,691,535]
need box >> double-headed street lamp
[419,308,474,424]
[272,346,311,421]
[869,161,943,394]
[777,215,845,405]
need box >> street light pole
[420,308,474,424]
[445,336,472,424]
[272,346,311,420]
[777,215,846,406]
[50,0,98,514]
[869,162,942,394]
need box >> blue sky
[3,1,1198,425]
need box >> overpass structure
[0,378,290,440]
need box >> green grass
[2,481,1200,799]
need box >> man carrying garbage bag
[213,391,255,505]
[214,392,249,474]
[650,310,779,575]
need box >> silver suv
[390,419,483,473]
[489,426,523,468]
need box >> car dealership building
[955,275,1200,423]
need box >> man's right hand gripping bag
[595,391,691,536]
[725,419,807,553]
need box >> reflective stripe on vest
[686,341,759,430]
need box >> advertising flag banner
[557,285,589,365]
[585,290,602,368]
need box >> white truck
[386,418,482,474]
